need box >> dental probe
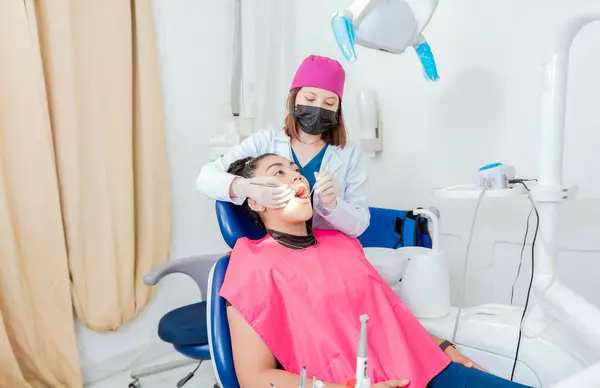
[309,154,334,197]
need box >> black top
[265,227,317,250]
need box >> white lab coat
[196,128,370,237]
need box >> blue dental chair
[207,201,434,387]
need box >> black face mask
[293,105,338,136]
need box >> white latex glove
[314,172,339,211]
[231,176,293,209]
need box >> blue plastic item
[331,12,357,63]
[479,162,503,171]
[414,40,440,82]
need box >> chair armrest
[144,254,222,300]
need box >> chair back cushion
[358,207,432,249]
[207,254,241,388]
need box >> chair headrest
[216,201,266,249]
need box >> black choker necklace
[266,228,317,250]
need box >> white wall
[78,0,600,383]
[293,0,600,307]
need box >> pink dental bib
[219,229,450,387]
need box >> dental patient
[221,153,531,388]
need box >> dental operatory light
[331,0,440,81]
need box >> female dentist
[196,54,370,237]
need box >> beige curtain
[0,1,171,387]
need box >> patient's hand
[443,346,486,372]
[372,380,410,388]
[344,378,409,388]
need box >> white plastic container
[364,208,451,319]
[394,246,450,319]
[364,248,410,286]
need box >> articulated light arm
[406,0,440,45]
[347,0,380,25]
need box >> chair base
[129,358,221,387]
[129,358,201,387]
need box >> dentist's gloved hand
[231,176,293,209]
[314,172,339,212]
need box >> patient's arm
[429,333,484,371]
[227,306,347,388]
[430,334,444,346]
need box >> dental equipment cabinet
[427,9,600,388]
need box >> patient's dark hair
[227,154,278,229]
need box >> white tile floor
[86,354,217,388]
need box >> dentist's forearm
[253,369,345,388]
[229,177,240,198]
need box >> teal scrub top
[291,144,329,191]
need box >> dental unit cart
[425,9,600,386]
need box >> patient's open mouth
[294,186,309,199]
